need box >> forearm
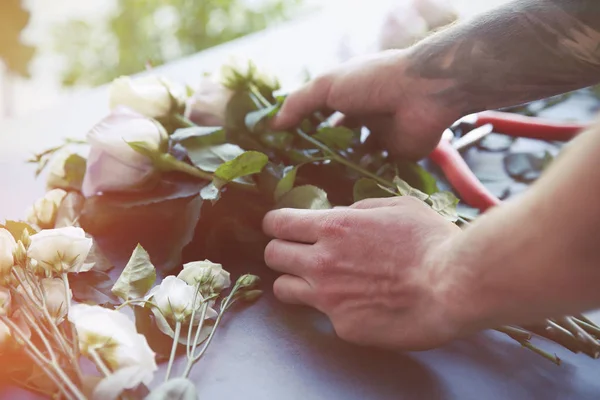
[441,115,600,333]
[405,0,600,115]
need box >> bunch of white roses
[0,220,260,400]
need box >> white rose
[81,107,168,197]
[184,76,234,127]
[25,188,68,229]
[177,260,231,293]
[411,0,458,30]
[28,227,93,274]
[146,276,217,323]
[0,228,16,277]
[69,304,157,400]
[109,75,186,119]
[41,277,71,323]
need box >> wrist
[427,232,493,339]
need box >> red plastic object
[429,139,502,212]
[474,110,587,141]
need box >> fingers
[271,76,332,129]
[262,208,328,243]
[264,239,313,275]
[273,274,314,306]
[350,197,407,209]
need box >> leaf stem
[89,348,112,377]
[165,320,182,382]
[173,114,197,128]
[157,153,214,181]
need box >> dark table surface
[2,9,600,400]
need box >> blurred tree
[0,0,36,117]
[52,0,304,87]
[0,0,36,78]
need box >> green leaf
[393,177,430,201]
[111,244,157,301]
[313,127,354,150]
[49,153,87,192]
[274,166,299,201]
[225,91,257,132]
[0,220,37,241]
[69,270,120,306]
[428,191,460,222]
[80,178,204,272]
[275,185,332,210]
[353,178,394,202]
[171,126,225,147]
[259,131,294,150]
[245,103,280,133]
[145,378,198,400]
[186,143,245,172]
[214,151,268,182]
[393,160,439,195]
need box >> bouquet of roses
[3,57,599,399]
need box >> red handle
[475,110,587,141]
[429,139,502,212]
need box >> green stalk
[165,321,182,382]
[496,326,532,341]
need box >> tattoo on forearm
[406,0,600,114]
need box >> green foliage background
[51,0,304,87]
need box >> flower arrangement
[3,57,599,399]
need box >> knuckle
[311,250,334,276]
[265,211,286,237]
[263,240,281,265]
[319,212,352,238]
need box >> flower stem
[61,273,84,384]
[188,302,209,358]
[89,348,112,377]
[165,320,182,382]
[22,347,71,399]
[181,285,241,378]
[1,316,85,400]
[186,284,201,359]
[295,128,393,188]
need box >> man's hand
[262,197,464,350]
[272,50,462,160]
